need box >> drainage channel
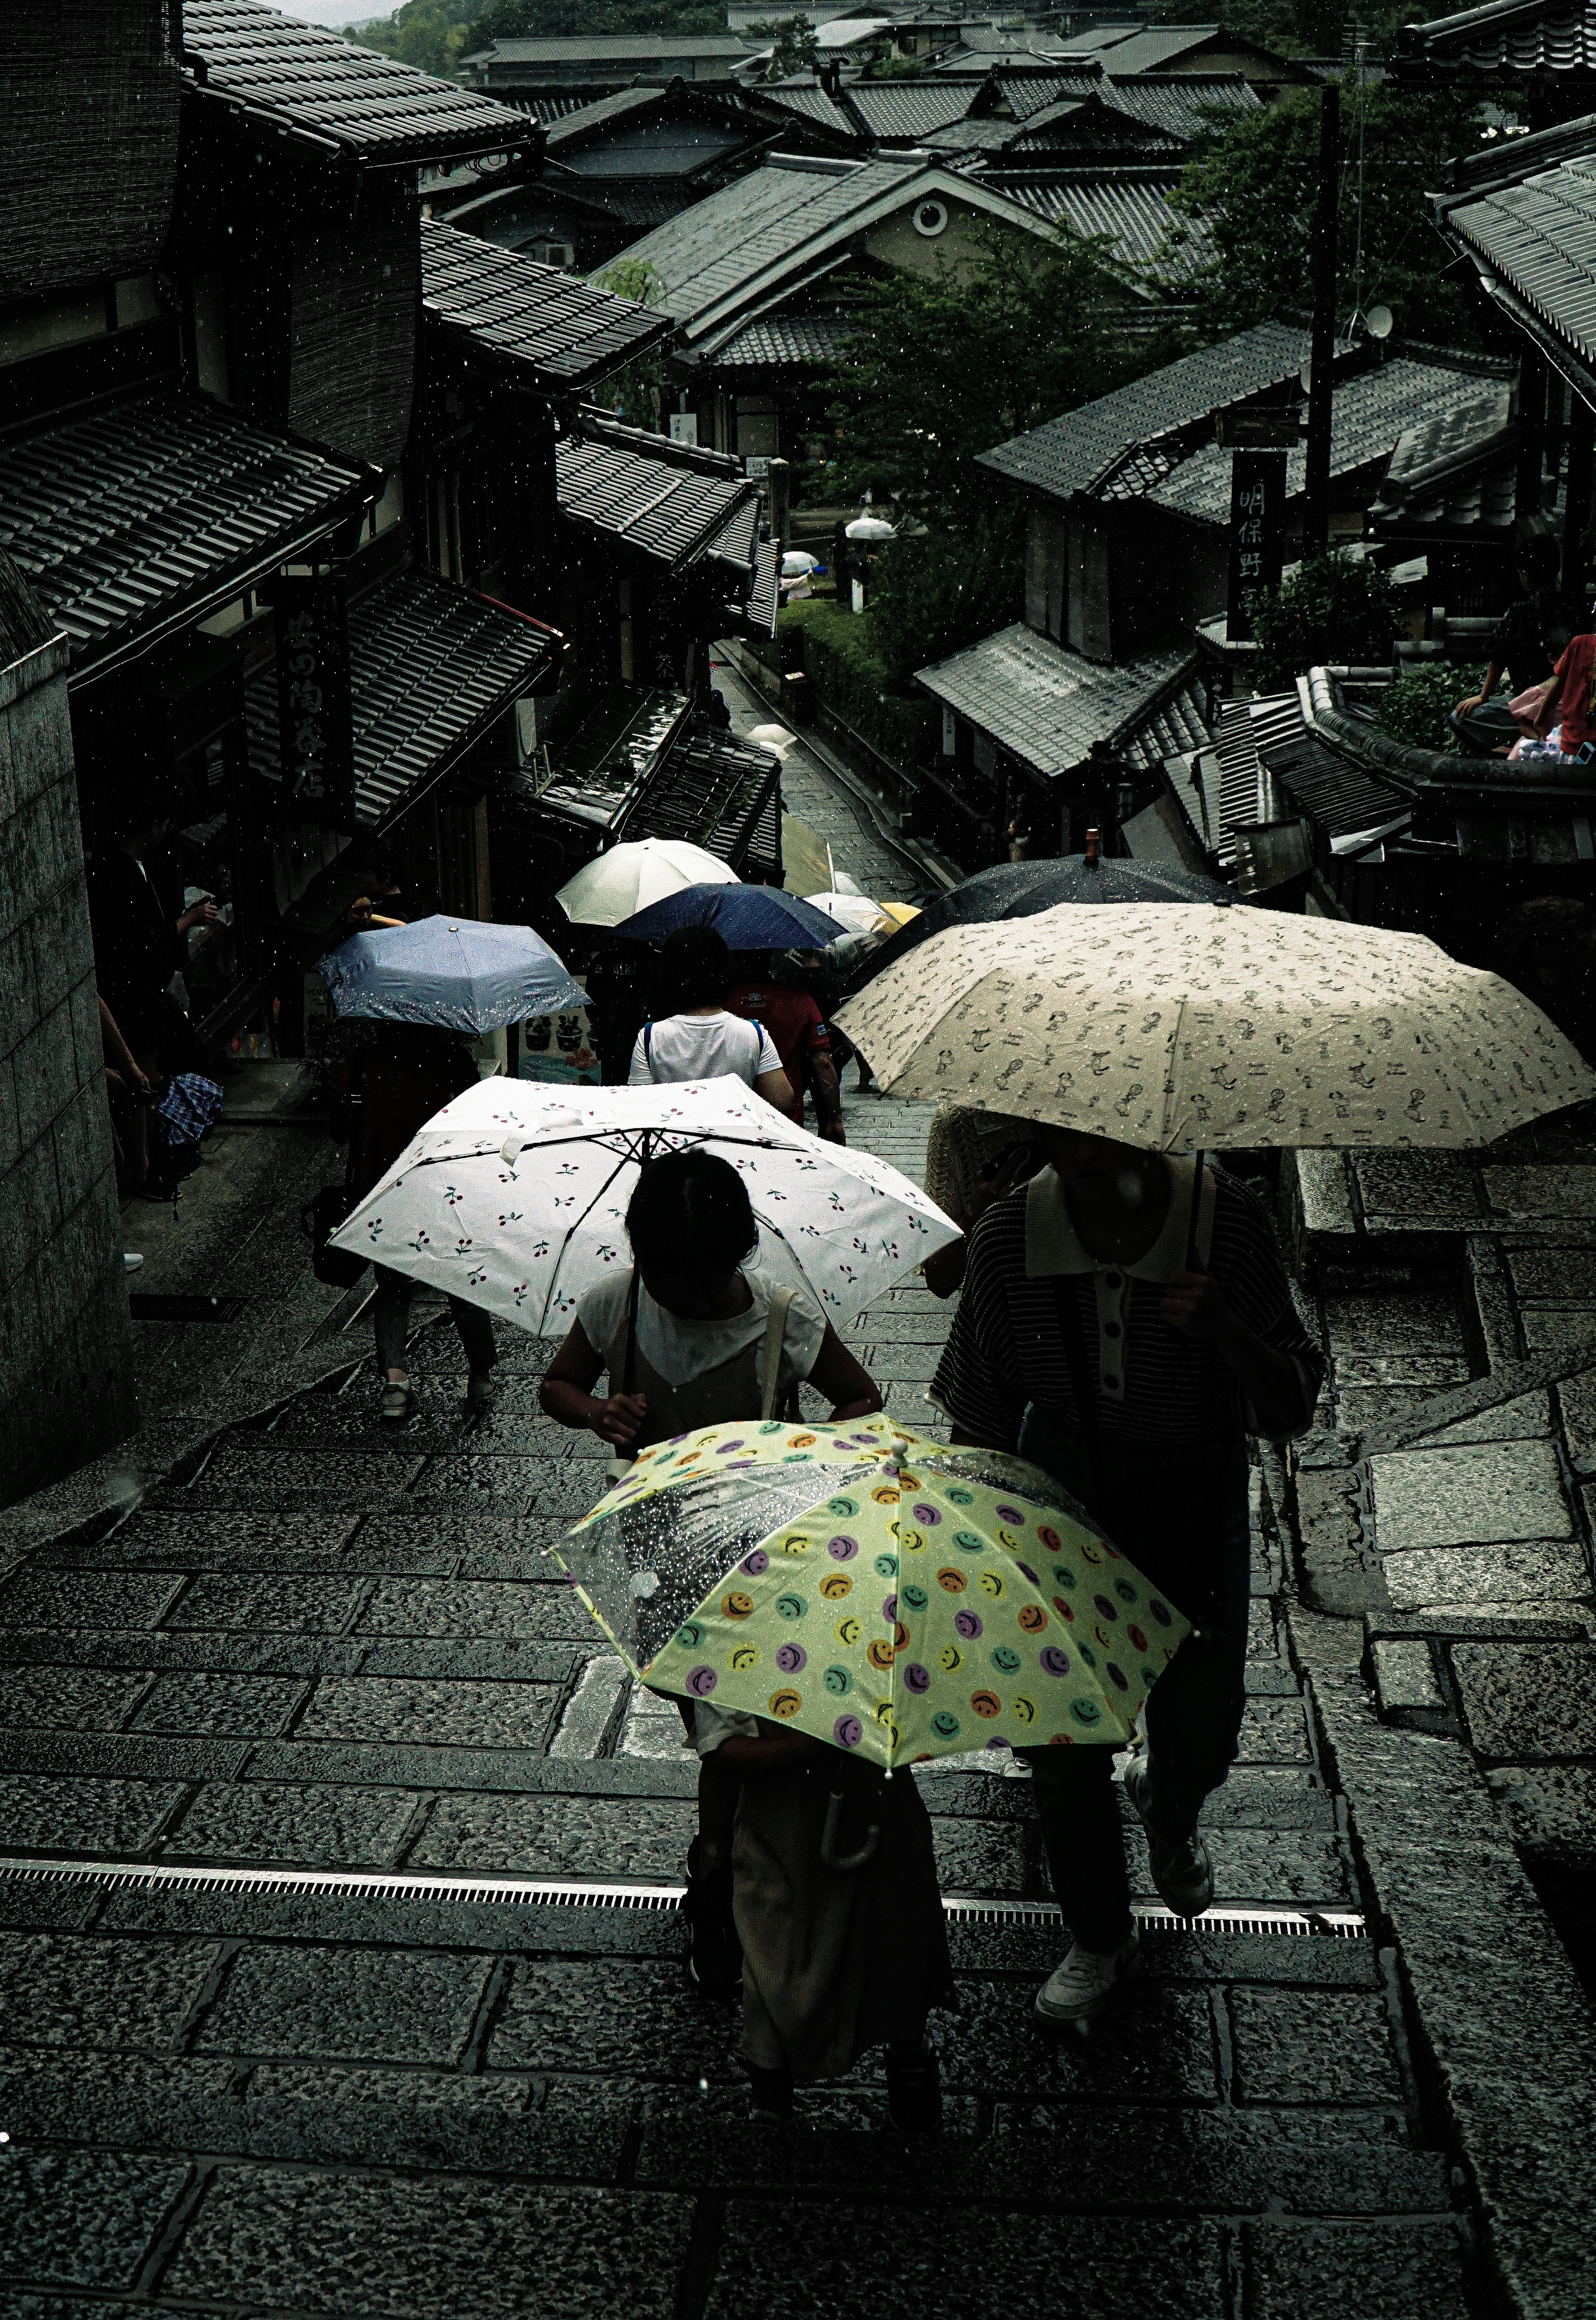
[0,1857,1367,1938]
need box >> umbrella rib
[1159,997,1187,1153]
[537,1142,651,1332]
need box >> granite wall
[0,616,136,1505]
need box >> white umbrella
[746,723,797,756]
[805,889,888,936]
[556,840,738,928]
[834,902,1596,1149]
[330,1074,959,1334]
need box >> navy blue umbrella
[609,883,845,948]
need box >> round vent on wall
[912,199,949,238]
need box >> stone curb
[1308,1665,1596,2320]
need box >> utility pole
[1303,81,1340,561]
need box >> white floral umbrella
[833,901,1596,1149]
[329,1075,959,1334]
[555,840,738,928]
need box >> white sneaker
[1124,1759,1214,1918]
[1034,1929,1140,2027]
[123,1253,144,1272]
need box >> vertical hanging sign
[1226,448,1288,644]
[266,575,355,830]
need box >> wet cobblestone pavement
[0,1089,1517,2320]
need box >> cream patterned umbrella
[832,902,1596,1149]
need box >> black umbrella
[845,855,1232,993]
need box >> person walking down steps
[627,926,794,1111]
[932,1128,1324,2028]
[538,1150,882,1999]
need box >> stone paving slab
[1450,1640,1596,1759]
[1243,2218,1474,2319]
[1368,1437,1573,1552]
[160,2168,695,2320]
[0,2146,192,2296]
[701,2206,1226,2320]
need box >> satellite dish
[1298,360,1311,395]
[1366,303,1394,339]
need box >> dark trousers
[1014,1423,1251,1954]
[1449,697,1523,757]
[372,1263,497,1377]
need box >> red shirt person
[725,963,845,1141]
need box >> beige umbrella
[832,901,1596,1149]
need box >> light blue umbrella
[318,916,586,1035]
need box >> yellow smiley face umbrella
[551,1416,1190,1767]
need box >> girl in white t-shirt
[539,1148,882,2002]
[627,926,793,1109]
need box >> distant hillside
[352,0,726,76]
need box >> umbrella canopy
[328,1074,958,1335]
[318,916,586,1036]
[834,902,1596,1149]
[806,890,887,936]
[556,840,739,929]
[554,1416,1191,1767]
[846,855,1231,995]
[610,883,845,949]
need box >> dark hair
[1514,517,1562,590]
[660,924,732,1011]
[627,1148,756,1277]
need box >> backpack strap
[759,1285,796,1419]
[643,1021,655,1083]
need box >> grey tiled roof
[995,70,1106,115]
[985,170,1209,287]
[1103,71,1261,138]
[556,432,758,568]
[1442,143,1596,382]
[465,34,751,63]
[608,158,1058,333]
[1146,358,1507,526]
[1399,0,1596,71]
[421,219,674,391]
[604,159,883,323]
[915,622,1204,776]
[1064,22,1300,74]
[1005,99,1184,155]
[979,317,1311,499]
[0,392,367,672]
[764,83,858,134]
[247,569,558,832]
[710,312,857,364]
[182,0,530,164]
[1367,385,1516,537]
[843,80,984,136]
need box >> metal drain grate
[0,1857,1365,1936]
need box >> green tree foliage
[827,226,1138,530]
[865,515,1024,688]
[1252,550,1398,685]
[586,261,666,427]
[355,0,484,76]
[744,15,821,78]
[355,0,724,71]
[1171,84,1487,344]
[1370,663,1466,753]
[470,0,724,35]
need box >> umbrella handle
[820,1789,879,1871]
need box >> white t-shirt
[627,1010,779,1087]
[576,1262,827,1395]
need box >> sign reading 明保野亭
[1226,449,1287,645]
